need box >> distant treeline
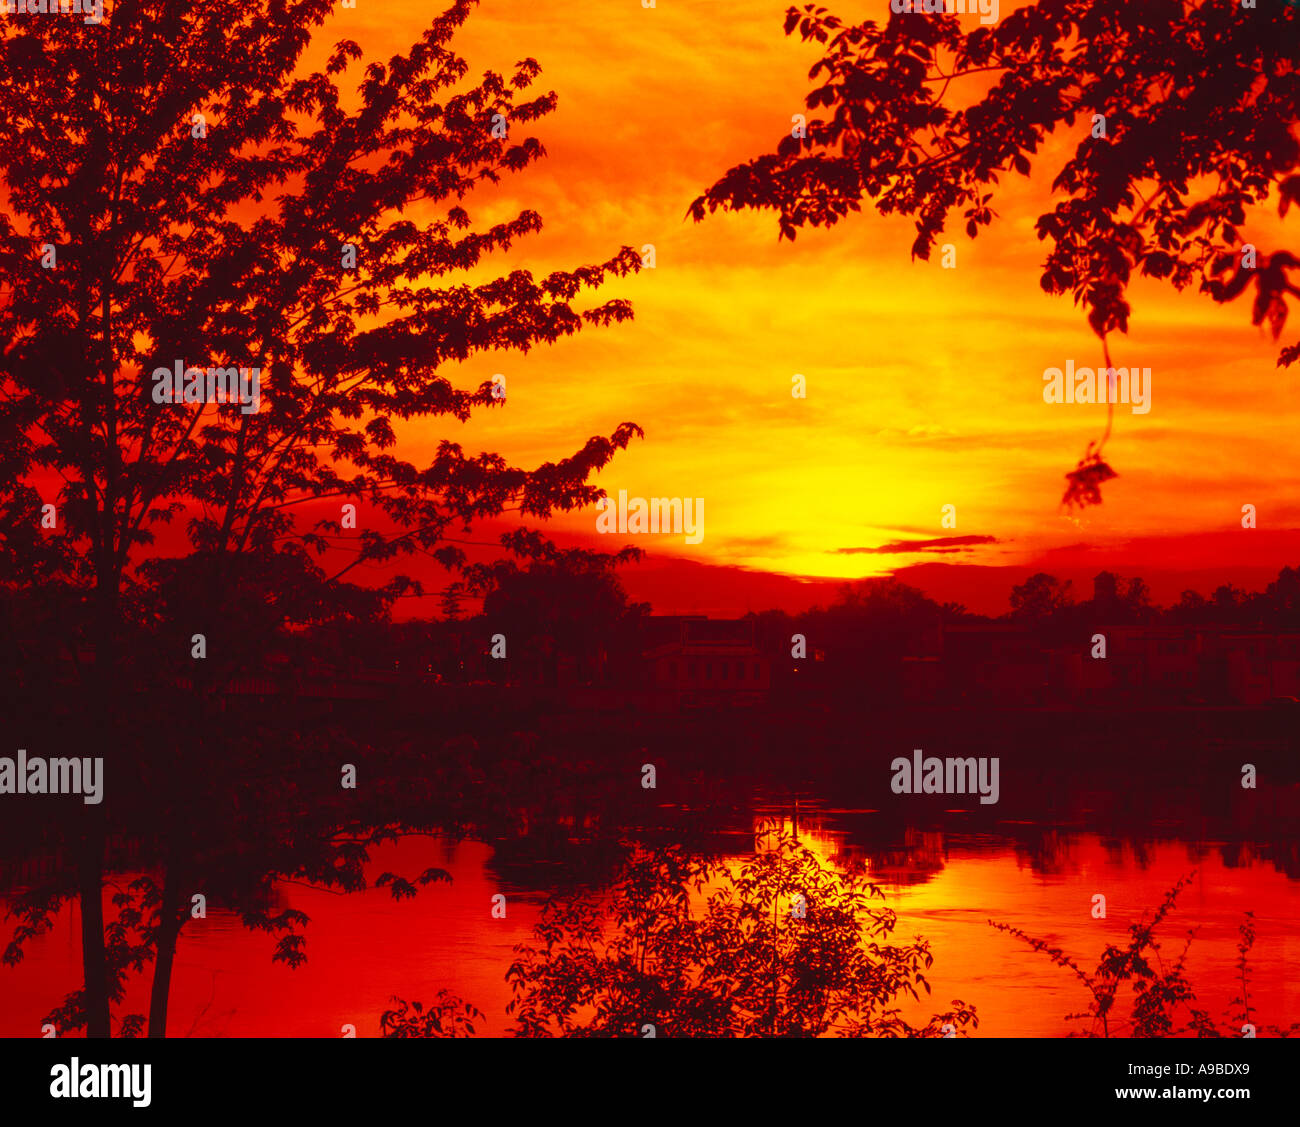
[276,564,1300,678]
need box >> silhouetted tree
[505,827,978,1037]
[381,993,482,1038]
[691,2,1300,508]
[992,874,1300,1037]
[1010,572,1075,625]
[1264,565,1300,629]
[797,579,949,702]
[0,0,642,1035]
[478,551,648,687]
[1087,569,1153,624]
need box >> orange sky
[330,1,1299,614]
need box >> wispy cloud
[834,535,1002,556]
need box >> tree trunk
[77,818,110,1037]
[149,632,213,1039]
[79,585,118,1038]
[148,856,185,1038]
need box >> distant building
[1026,625,1300,708]
[899,621,1300,709]
[1219,631,1300,706]
[933,622,1049,706]
[643,616,770,711]
[901,656,942,704]
[1072,625,1202,703]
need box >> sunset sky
[6,2,1299,1057]
[333,0,1298,615]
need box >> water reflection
[4,784,1298,1037]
